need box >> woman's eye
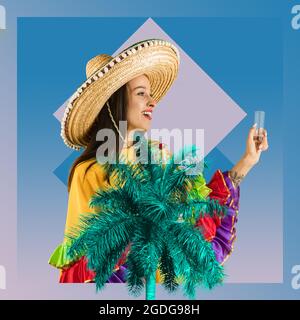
[138,92,145,96]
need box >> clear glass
[254,111,265,143]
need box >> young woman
[49,39,268,283]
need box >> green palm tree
[66,139,229,300]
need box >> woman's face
[126,74,157,133]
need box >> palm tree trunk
[145,271,156,300]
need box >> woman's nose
[147,96,157,108]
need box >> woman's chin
[130,125,149,133]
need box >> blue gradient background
[0,0,299,299]
[18,16,283,294]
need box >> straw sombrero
[61,39,180,150]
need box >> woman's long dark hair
[67,84,128,192]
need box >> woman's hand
[229,123,269,188]
[243,123,269,167]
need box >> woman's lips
[142,111,152,120]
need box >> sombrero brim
[61,39,180,150]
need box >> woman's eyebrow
[133,86,147,91]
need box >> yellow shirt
[63,144,160,241]
[63,158,109,241]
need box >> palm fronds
[66,141,229,299]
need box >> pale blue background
[0,0,299,299]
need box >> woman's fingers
[249,123,257,142]
[258,129,268,151]
[248,124,259,152]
